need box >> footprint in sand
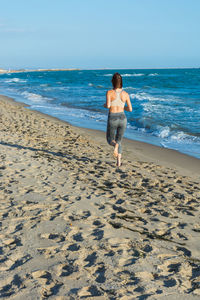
[67,243,80,251]
[40,233,65,243]
[84,251,97,267]
[37,245,59,258]
[93,264,106,283]
[0,274,25,298]
[56,260,79,277]
[92,228,104,241]
[78,285,102,298]
[68,210,91,222]
[32,270,63,297]
[72,232,84,242]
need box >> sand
[0,94,200,299]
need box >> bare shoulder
[121,90,129,100]
[122,90,129,96]
[107,89,114,95]
[107,89,115,99]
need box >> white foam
[156,127,171,139]
[21,91,48,102]
[122,73,144,77]
[124,87,137,91]
[160,131,200,158]
[131,92,148,100]
[5,78,27,83]
[133,73,144,77]
[170,131,190,142]
[40,84,49,87]
[148,73,159,76]
[132,91,167,103]
[104,73,145,77]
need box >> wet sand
[0,94,200,299]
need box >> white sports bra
[110,90,125,108]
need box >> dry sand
[0,94,200,299]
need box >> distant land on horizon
[0,68,81,73]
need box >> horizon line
[0,66,200,73]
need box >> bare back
[106,89,132,113]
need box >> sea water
[0,69,200,159]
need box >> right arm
[103,91,111,109]
[124,93,132,112]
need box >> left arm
[124,93,132,112]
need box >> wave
[40,84,50,87]
[124,86,137,91]
[159,129,200,158]
[131,92,169,103]
[122,73,144,77]
[104,72,159,78]
[155,126,171,139]
[104,73,153,77]
[4,78,27,83]
[88,83,104,89]
[148,73,159,76]
[46,103,107,124]
[127,119,200,146]
[21,91,49,102]
[130,92,150,101]
[153,125,200,144]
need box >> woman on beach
[104,72,132,167]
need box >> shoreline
[1,93,200,179]
[1,69,199,162]
[1,93,200,298]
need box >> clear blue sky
[0,0,200,69]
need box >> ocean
[0,68,200,159]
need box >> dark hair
[112,72,123,89]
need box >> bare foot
[113,143,119,157]
[117,154,121,167]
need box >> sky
[0,0,200,69]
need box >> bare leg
[109,139,119,157]
[113,143,119,157]
[117,153,121,167]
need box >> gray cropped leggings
[106,112,127,154]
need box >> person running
[104,72,132,167]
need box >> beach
[0,94,200,299]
